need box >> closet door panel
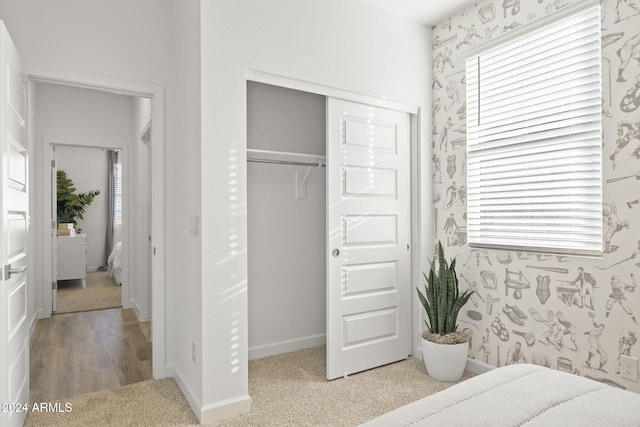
[343,166,397,198]
[326,98,411,380]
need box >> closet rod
[247,158,326,167]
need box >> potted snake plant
[417,241,474,381]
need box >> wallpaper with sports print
[432,0,640,392]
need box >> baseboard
[28,310,42,337]
[465,358,495,375]
[133,301,142,321]
[131,299,150,322]
[174,366,251,424]
[172,365,201,421]
[248,333,326,360]
[201,394,252,425]
[159,362,174,379]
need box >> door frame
[245,69,424,358]
[43,140,130,313]
[27,67,168,379]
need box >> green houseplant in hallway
[417,241,474,381]
[56,169,100,230]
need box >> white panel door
[326,98,410,380]
[0,22,29,427]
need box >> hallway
[30,308,151,402]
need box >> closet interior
[247,81,327,360]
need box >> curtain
[103,149,119,269]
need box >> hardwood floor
[30,308,152,403]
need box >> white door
[326,98,411,380]
[0,22,29,427]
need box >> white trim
[246,69,419,115]
[139,119,152,142]
[42,139,131,314]
[248,333,326,360]
[201,394,252,425]
[132,299,150,322]
[411,108,422,357]
[465,358,495,375]
[463,0,600,59]
[27,67,168,379]
[173,366,202,421]
[28,309,41,338]
[25,66,163,98]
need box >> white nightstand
[57,234,87,288]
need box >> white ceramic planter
[421,337,468,382]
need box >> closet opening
[247,81,327,363]
[246,78,416,382]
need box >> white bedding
[108,241,122,285]
[359,364,640,427]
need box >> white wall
[34,83,134,272]
[198,0,431,422]
[247,82,326,359]
[0,0,176,373]
[171,0,203,413]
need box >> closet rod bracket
[295,160,322,199]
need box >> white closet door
[326,98,411,380]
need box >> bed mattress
[108,241,122,285]
[359,364,640,426]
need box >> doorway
[246,81,327,361]
[51,143,124,315]
[28,69,167,379]
[36,82,150,320]
[30,81,155,400]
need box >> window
[465,3,602,256]
[114,161,122,228]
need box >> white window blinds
[466,4,602,256]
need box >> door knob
[332,249,340,257]
[4,264,27,280]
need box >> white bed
[107,241,122,285]
[359,364,640,426]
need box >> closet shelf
[247,148,326,167]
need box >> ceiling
[359,0,478,26]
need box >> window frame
[463,0,603,257]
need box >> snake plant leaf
[426,265,437,331]
[417,286,431,331]
[448,289,474,332]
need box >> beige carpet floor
[56,271,121,314]
[24,378,198,427]
[24,345,474,426]
[217,345,475,426]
